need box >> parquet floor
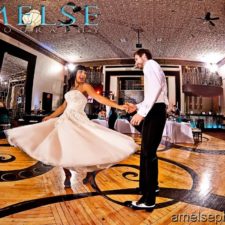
[0,131,225,225]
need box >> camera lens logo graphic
[22,10,41,31]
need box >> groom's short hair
[134,49,152,60]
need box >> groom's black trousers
[135,103,166,204]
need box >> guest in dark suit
[108,107,118,130]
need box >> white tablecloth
[163,120,194,143]
[114,119,140,134]
[91,119,108,127]
[92,118,194,143]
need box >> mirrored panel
[0,53,28,118]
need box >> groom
[127,49,168,210]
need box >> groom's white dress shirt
[136,59,169,117]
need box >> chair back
[196,119,204,130]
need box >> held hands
[125,103,137,114]
[118,104,129,112]
[124,102,143,126]
[118,103,138,114]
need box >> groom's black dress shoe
[125,200,155,212]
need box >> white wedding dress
[5,90,137,171]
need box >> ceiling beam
[74,58,206,67]
[217,57,225,68]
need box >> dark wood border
[217,57,225,68]
[77,58,206,67]
[0,39,36,113]
[183,84,223,97]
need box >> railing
[182,67,222,87]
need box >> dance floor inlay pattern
[0,132,225,224]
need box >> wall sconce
[207,63,218,73]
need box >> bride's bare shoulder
[83,83,93,90]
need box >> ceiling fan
[197,12,219,26]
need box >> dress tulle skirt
[5,117,138,172]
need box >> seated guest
[0,101,9,117]
[167,103,180,119]
[98,109,106,120]
[171,105,180,116]
[0,101,10,136]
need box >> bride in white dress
[5,65,137,187]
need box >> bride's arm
[83,83,127,111]
[42,101,67,121]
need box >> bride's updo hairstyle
[67,65,87,91]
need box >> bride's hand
[125,102,137,114]
[42,116,52,122]
[119,105,129,112]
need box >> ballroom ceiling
[1,0,225,63]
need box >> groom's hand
[126,103,137,114]
[130,113,144,126]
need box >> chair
[192,128,202,142]
[0,112,11,131]
[221,118,225,129]
[196,119,205,130]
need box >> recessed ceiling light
[66,63,76,72]
[156,38,162,42]
[120,38,128,43]
[207,63,218,73]
[200,53,224,63]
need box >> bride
[5,65,137,187]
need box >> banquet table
[114,119,140,134]
[91,119,108,127]
[162,120,194,143]
[92,118,194,144]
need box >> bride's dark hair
[67,65,87,91]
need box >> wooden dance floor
[0,132,225,225]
